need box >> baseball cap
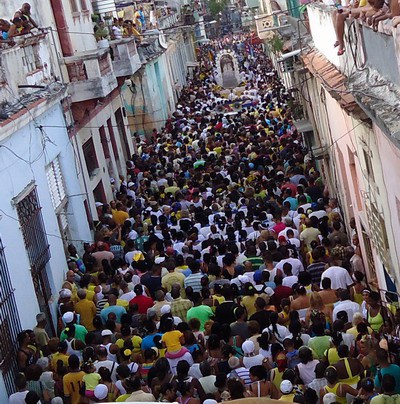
[242,340,255,354]
[323,393,337,404]
[278,235,287,243]
[280,380,293,394]
[101,329,113,337]
[59,289,72,299]
[62,312,74,324]
[154,256,166,265]
[253,270,263,282]
[127,181,134,187]
[94,384,108,400]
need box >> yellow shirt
[75,298,97,331]
[162,330,183,352]
[279,394,296,401]
[104,299,129,309]
[116,335,142,354]
[242,295,258,317]
[63,371,85,404]
[51,352,69,370]
[162,271,186,295]
[113,210,129,225]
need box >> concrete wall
[0,101,91,329]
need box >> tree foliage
[207,0,228,18]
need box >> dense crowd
[10,34,400,404]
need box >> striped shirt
[184,272,205,292]
[307,261,326,285]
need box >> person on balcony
[135,7,146,32]
[14,3,39,30]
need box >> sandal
[334,41,340,47]
[337,48,345,56]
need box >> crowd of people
[10,34,400,404]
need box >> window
[0,237,22,395]
[363,149,375,182]
[14,187,54,335]
[70,0,79,13]
[115,108,130,162]
[46,157,66,211]
[82,137,99,179]
[80,0,88,10]
[107,118,120,165]
[99,125,111,159]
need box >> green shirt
[186,305,214,331]
[60,324,88,343]
[371,394,400,404]
[307,335,331,359]
[375,364,400,394]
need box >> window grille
[0,237,22,395]
[15,187,54,336]
[46,157,66,211]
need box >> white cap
[94,384,108,400]
[280,380,293,394]
[204,400,218,404]
[238,275,250,284]
[128,181,134,187]
[160,305,171,315]
[59,289,72,299]
[265,286,275,296]
[154,256,166,265]
[323,393,337,404]
[242,340,255,354]
[62,311,74,324]
[101,329,113,337]
[95,202,103,207]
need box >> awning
[301,50,362,116]
[187,61,199,67]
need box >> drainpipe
[49,0,74,57]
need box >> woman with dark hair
[324,331,343,366]
[248,365,276,398]
[367,291,392,334]
[265,311,291,343]
[295,347,319,385]
[176,379,201,404]
[149,358,174,399]
[320,367,358,404]
[227,378,251,400]
[98,366,118,401]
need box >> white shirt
[9,391,29,404]
[320,266,354,290]
[332,300,361,322]
[282,275,298,288]
[276,258,304,277]
[263,324,291,343]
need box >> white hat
[265,286,275,296]
[101,329,113,337]
[160,305,171,315]
[59,289,72,299]
[204,400,218,404]
[242,340,255,355]
[62,312,74,324]
[110,178,115,184]
[154,256,166,265]
[36,356,50,370]
[127,181,135,187]
[238,275,250,284]
[95,202,103,207]
[280,380,293,394]
[323,393,337,404]
[94,384,108,400]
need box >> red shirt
[271,286,293,310]
[129,295,154,314]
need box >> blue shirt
[100,305,126,325]
[375,364,400,394]
[142,333,163,351]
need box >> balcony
[62,48,118,103]
[0,32,56,105]
[307,3,400,142]
[109,38,142,77]
[158,13,180,30]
